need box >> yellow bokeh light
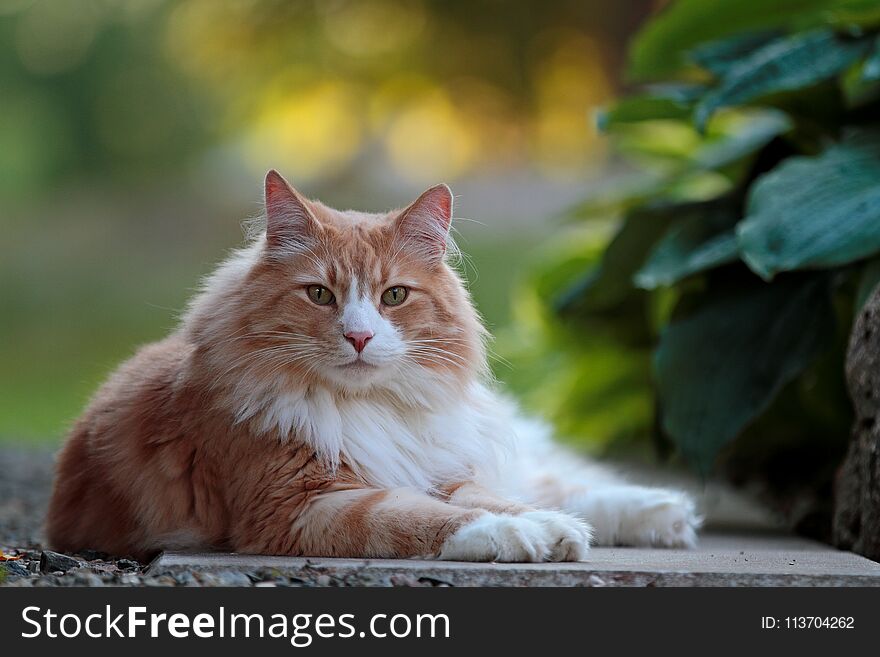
[165,0,261,83]
[318,0,427,57]
[531,29,613,176]
[243,81,363,182]
[384,91,476,185]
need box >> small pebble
[74,572,104,587]
[216,571,252,586]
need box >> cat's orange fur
[46,172,538,561]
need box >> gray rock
[833,285,880,560]
[2,561,30,579]
[40,550,82,574]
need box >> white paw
[573,486,701,548]
[619,489,701,548]
[520,510,592,561]
[438,512,590,562]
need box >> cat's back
[94,332,194,409]
[47,333,220,557]
[60,333,205,461]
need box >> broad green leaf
[627,0,857,81]
[635,202,741,289]
[694,29,872,130]
[689,30,784,77]
[737,131,880,279]
[655,275,834,472]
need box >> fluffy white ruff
[235,377,516,491]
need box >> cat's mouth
[339,358,378,371]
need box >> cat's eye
[381,286,408,306]
[307,285,335,306]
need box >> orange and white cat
[46,171,700,562]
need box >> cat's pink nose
[344,330,374,353]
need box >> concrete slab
[148,529,880,586]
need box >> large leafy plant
[505,0,880,483]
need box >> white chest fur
[241,381,515,490]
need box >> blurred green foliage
[508,0,880,479]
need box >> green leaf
[737,131,880,279]
[694,29,872,130]
[627,0,850,82]
[635,201,741,289]
[655,275,834,472]
[645,83,711,104]
[691,108,792,170]
[689,29,784,77]
[864,35,880,80]
[597,95,692,131]
[556,205,677,314]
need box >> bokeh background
[0,0,653,444]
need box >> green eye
[381,286,408,306]
[307,285,335,305]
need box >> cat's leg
[437,481,533,514]
[254,486,590,562]
[436,481,593,558]
[507,413,700,547]
[529,475,701,548]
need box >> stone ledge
[148,530,880,587]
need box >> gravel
[0,445,440,587]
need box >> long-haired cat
[47,171,700,562]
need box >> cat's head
[188,170,487,399]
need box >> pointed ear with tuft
[394,184,454,264]
[264,169,319,251]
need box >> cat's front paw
[439,512,590,562]
[439,514,548,562]
[520,510,592,561]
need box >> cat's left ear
[264,169,320,250]
[395,184,453,263]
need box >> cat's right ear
[264,170,319,249]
